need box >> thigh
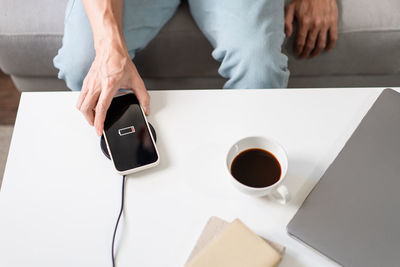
[60,0,180,59]
[188,0,285,57]
[187,0,288,88]
[123,0,181,57]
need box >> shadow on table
[280,251,310,267]
[277,156,327,207]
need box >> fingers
[94,87,115,136]
[295,18,310,56]
[79,84,100,127]
[300,27,319,59]
[92,79,149,136]
[311,29,327,58]
[293,0,339,59]
[327,23,338,51]
[132,80,150,115]
[76,77,89,110]
[284,3,295,37]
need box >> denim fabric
[53,0,289,91]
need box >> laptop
[287,89,400,267]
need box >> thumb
[285,3,295,37]
[132,81,151,115]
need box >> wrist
[92,12,127,55]
[94,24,124,47]
[92,36,131,75]
[94,33,130,59]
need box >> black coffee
[230,148,281,188]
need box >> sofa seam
[339,28,400,34]
[288,73,400,78]
[1,28,400,37]
[0,33,63,37]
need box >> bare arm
[76,0,150,136]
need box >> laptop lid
[287,89,400,267]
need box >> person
[54,0,338,136]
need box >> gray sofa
[0,0,399,92]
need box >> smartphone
[103,93,159,175]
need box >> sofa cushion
[0,0,67,76]
[340,0,400,32]
[0,0,66,34]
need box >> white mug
[226,136,290,204]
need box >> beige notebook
[185,217,285,267]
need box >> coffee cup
[226,136,290,204]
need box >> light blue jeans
[54,0,289,91]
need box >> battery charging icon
[118,126,135,136]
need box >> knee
[244,41,289,88]
[53,48,94,91]
[219,36,289,89]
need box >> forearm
[82,0,127,54]
[78,0,150,136]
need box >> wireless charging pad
[100,122,157,160]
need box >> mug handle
[271,185,291,204]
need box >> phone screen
[103,93,158,172]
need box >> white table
[0,88,395,267]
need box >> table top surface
[0,88,396,267]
